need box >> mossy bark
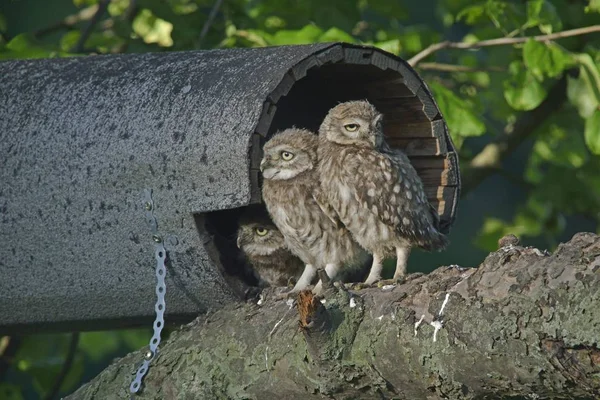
[68,233,600,399]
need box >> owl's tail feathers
[418,228,449,252]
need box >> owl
[260,128,363,293]
[236,206,305,287]
[317,100,448,285]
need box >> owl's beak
[236,235,243,249]
[260,158,269,172]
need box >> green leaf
[568,54,600,118]
[584,110,600,155]
[523,39,571,79]
[59,31,81,52]
[526,0,562,34]
[132,8,174,47]
[585,0,600,13]
[0,34,67,60]
[457,4,486,24]
[429,81,486,139]
[485,0,527,34]
[318,27,355,43]
[372,39,401,55]
[504,61,547,110]
[532,121,588,168]
[269,24,323,45]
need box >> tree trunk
[67,233,600,399]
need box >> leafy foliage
[0,0,598,398]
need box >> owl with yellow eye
[236,206,305,287]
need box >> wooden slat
[387,138,445,156]
[416,168,457,186]
[413,152,459,186]
[412,158,449,171]
[385,121,433,138]
[389,138,440,156]
[366,79,414,98]
[374,96,423,115]
[424,185,456,202]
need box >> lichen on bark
[68,233,600,400]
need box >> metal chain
[130,189,167,395]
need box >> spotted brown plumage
[236,206,304,287]
[317,100,448,285]
[260,128,364,293]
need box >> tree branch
[408,25,600,66]
[417,62,506,73]
[461,76,567,195]
[33,5,99,38]
[67,233,600,399]
[72,0,110,53]
[44,333,79,400]
[197,0,224,48]
[0,336,21,381]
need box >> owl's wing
[313,189,344,229]
[347,149,431,241]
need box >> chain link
[130,189,167,395]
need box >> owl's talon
[376,277,405,287]
[346,282,371,290]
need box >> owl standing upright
[236,206,304,287]
[260,128,363,293]
[317,100,448,285]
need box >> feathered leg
[364,253,384,285]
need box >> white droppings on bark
[439,293,450,316]
[414,314,425,336]
[430,321,443,342]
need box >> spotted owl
[317,100,448,285]
[236,206,305,287]
[260,128,364,293]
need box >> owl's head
[237,208,286,257]
[260,128,318,180]
[319,100,384,149]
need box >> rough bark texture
[68,233,600,400]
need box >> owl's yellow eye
[344,123,359,132]
[281,151,294,161]
[255,227,269,236]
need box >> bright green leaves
[504,40,572,111]
[526,0,562,34]
[568,53,600,118]
[456,0,562,36]
[584,111,600,155]
[504,61,547,110]
[523,39,572,79]
[0,34,70,60]
[586,0,600,13]
[133,8,174,47]
[530,117,588,174]
[224,24,358,48]
[429,81,486,145]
